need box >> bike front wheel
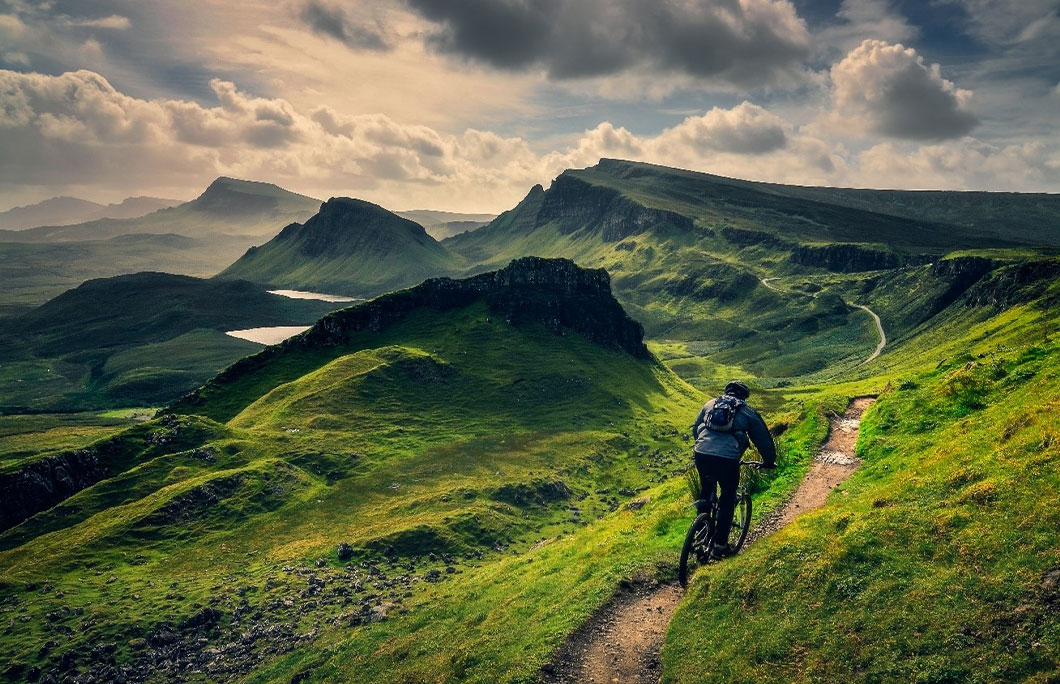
[679,512,713,588]
[728,494,753,553]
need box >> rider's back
[692,397,776,464]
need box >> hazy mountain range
[0,195,182,231]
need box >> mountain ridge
[0,195,181,231]
[173,256,648,421]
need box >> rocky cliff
[790,244,909,272]
[536,174,695,242]
[0,450,105,532]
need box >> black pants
[693,452,741,547]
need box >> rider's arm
[746,409,777,468]
[690,405,706,441]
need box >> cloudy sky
[0,0,1057,212]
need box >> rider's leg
[709,455,741,547]
[692,451,717,514]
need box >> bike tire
[729,494,753,553]
[679,513,713,588]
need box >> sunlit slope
[445,168,889,379]
[663,276,1060,683]
[217,197,464,297]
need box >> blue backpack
[706,395,745,433]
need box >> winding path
[541,398,875,684]
[760,277,886,366]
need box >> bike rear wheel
[728,493,753,552]
[678,512,713,588]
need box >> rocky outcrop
[537,174,694,242]
[171,258,650,415]
[963,260,1060,310]
[790,244,907,272]
[0,449,105,532]
[926,256,998,315]
[0,414,229,535]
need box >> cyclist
[690,380,776,559]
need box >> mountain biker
[690,380,776,559]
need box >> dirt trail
[541,397,875,684]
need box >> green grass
[0,412,138,468]
[662,301,1060,683]
[0,274,341,411]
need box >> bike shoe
[709,543,736,559]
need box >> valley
[1,159,1058,684]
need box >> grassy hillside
[4,161,1059,684]
[0,273,340,410]
[0,258,803,683]
[218,197,464,297]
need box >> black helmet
[724,380,750,400]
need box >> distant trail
[760,276,886,365]
[854,305,886,365]
[541,398,875,684]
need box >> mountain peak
[218,195,459,296]
[187,177,319,217]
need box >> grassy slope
[0,178,322,318]
[663,279,1060,683]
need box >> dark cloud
[299,1,389,51]
[832,40,978,141]
[405,0,810,87]
[876,61,978,139]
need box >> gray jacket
[691,398,777,466]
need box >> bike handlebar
[740,460,763,468]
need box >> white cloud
[829,39,978,140]
[64,15,132,30]
[855,139,1060,192]
[0,68,1056,214]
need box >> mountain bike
[678,460,760,588]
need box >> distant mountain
[0,177,320,243]
[396,209,496,240]
[0,272,340,410]
[0,179,324,313]
[218,196,464,297]
[584,159,1060,246]
[0,195,180,230]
